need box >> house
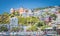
[10,16,18,28]
[27,9,33,17]
[56,12,60,24]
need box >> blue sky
[0,0,60,14]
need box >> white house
[56,13,60,24]
[22,12,27,17]
[27,9,33,17]
[10,16,18,28]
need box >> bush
[36,21,45,27]
[27,26,38,31]
[0,26,8,32]
[11,27,20,32]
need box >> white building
[56,13,60,24]
[22,12,27,17]
[27,9,33,17]
[10,16,18,28]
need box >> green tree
[11,11,19,16]
[35,21,46,28]
[50,14,57,20]
[27,26,38,31]
[17,16,39,26]
[40,25,50,31]
[0,26,8,32]
[2,13,9,24]
[0,12,9,24]
[11,27,20,32]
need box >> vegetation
[40,25,50,31]
[50,13,57,20]
[0,12,10,24]
[27,21,46,31]
[10,27,20,32]
[18,16,39,26]
[0,26,8,32]
[36,21,45,27]
[27,25,38,31]
[33,6,55,11]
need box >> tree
[0,26,8,32]
[40,25,50,31]
[27,26,38,31]
[2,13,9,24]
[17,16,39,26]
[36,21,45,27]
[0,12,9,24]
[50,14,57,20]
[11,27,20,32]
[11,11,19,16]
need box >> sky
[0,0,60,14]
